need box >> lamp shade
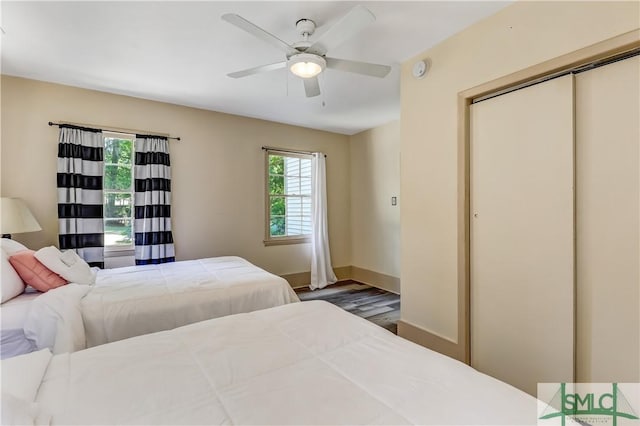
[1,197,42,235]
[288,53,326,79]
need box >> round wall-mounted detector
[412,60,428,79]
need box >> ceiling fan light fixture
[288,53,326,79]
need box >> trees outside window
[103,135,134,249]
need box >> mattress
[0,291,39,359]
[30,301,538,425]
[23,256,299,353]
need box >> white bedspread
[23,284,90,354]
[24,256,299,353]
[0,292,40,359]
[35,301,537,425]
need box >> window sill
[104,247,134,258]
[263,236,311,246]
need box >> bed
[2,300,538,425]
[4,246,299,355]
[0,291,39,359]
[24,256,300,353]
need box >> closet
[469,54,639,396]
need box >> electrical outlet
[391,196,397,206]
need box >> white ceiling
[1,1,510,135]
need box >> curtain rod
[48,121,181,141]
[262,146,326,157]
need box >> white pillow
[1,238,29,255]
[1,348,52,402]
[34,246,95,285]
[1,247,26,303]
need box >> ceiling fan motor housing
[295,19,316,37]
[289,19,316,56]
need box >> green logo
[539,383,639,426]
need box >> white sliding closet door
[575,55,639,382]
[470,75,575,396]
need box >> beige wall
[349,120,400,292]
[0,76,351,276]
[400,1,639,348]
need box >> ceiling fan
[222,5,392,98]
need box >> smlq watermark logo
[538,383,639,426]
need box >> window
[265,150,312,245]
[103,133,134,251]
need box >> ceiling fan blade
[303,77,321,98]
[305,5,375,56]
[325,57,391,78]
[222,14,298,57]
[227,61,286,79]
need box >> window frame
[102,132,135,255]
[264,149,313,246]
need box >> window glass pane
[300,158,312,177]
[104,135,134,249]
[104,193,132,218]
[270,217,285,237]
[300,178,312,195]
[284,157,300,176]
[269,155,284,175]
[270,196,285,216]
[104,218,132,246]
[286,217,304,236]
[286,177,301,194]
[286,196,303,216]
[302,216,312,234]
[104,138,133,165]
[269,175,284,195]
[303,198,312,216]
[104,165,132,191]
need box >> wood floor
[295,281,401,334]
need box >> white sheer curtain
[310,153,337,290]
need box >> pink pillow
[8,250,68,292]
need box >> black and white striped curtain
[57,125,105,268]
[134,136,175,265]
